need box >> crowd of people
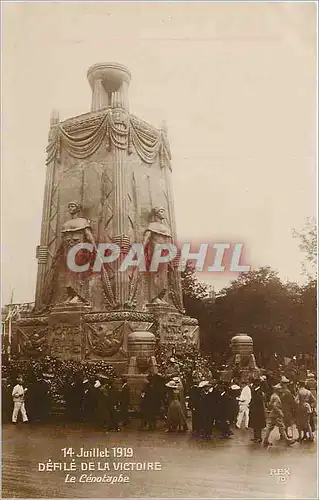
[138,369,317,447]
[2,348,317,448]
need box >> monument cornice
[16,316,49,326]
[60,109,161,138]
[61,108,110,134]
[47,107,171,170]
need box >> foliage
[154,340,215,393]
[293,217,317,279]
[181,262,211,300]
[181,263,212,338]
[2,357,116,389]
[182,265,316,361]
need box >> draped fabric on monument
[46,109,172,170]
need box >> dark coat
[215,387,233,423]
[249,385,266,429]
[189,385,201,411]
[189,385,201,433]
[141,382,159,419]
[198,389,214,434]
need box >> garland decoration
[46,108,172,170]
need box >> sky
[1,1,317,305]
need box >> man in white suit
[12,376,28,423]
[236,381,251,429]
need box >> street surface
[2,421,317,499]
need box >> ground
[2,422,317,499]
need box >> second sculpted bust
[143,206,172,303]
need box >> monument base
[14,303,199,375]
[11,303,198,414]
[15,307,153,373]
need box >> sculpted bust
[62,201,93,245]
[143,207,173,303]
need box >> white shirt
[239,385,251,405]
[12,384,26,402]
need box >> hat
[307,373,315,378]
[166,381,178,389]
[169,357,176,363]
[83,379,89,384]
[94,380,101,388]
[260,375,267,381]
[273,383,281,389]
[231,384,240,390]
[172,377,180,382]
[281,376,289,383]
[198,380,209,388]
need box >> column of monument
[34,111,59,310]
[112,124,130,307]
[161,123,184,312]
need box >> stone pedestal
[48,303,91,361]
[125,330,158,410]
[230,333,260,382]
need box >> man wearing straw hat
[12,376,28,424]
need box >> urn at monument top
[87,62,131,111]
[231,333,253,356]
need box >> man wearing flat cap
[263,385,295,447]
[276,377,296,438]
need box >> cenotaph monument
[15,63,199,379]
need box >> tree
[293,217,317,279]
[181,262,210,301]
[181,264,212,344]
[204,267,315,360]
[295,279,317,354]
[181,262,316,360]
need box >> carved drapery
[46,109,172,170]
[17,327,49,358]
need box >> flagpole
[8,289,14,360]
